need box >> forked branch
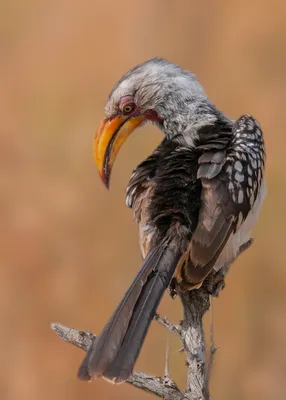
[51,277,222,400]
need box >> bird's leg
[206,271,226,297]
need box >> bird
[78,58,266,384]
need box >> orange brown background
[1,1,285,399]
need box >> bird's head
[94,58,214,187]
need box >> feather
[78,238,181,382]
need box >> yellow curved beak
[94,115,146,188]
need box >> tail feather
[78,238,181,383]
[104,245,180,382]
[77,245,162,381]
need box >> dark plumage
[78,58,266,383]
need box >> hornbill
[78,58,266,384]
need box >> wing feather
[177,115,266,288]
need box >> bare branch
[51,323,94,351]
[178,287,210,400]
[51,261,233,400]
[51,323,184,400]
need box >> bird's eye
[122,103,135,115]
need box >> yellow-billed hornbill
[78,58,266,384]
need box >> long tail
[78,238,181,383]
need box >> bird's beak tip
[102,175,110,190]
[97,168,110,189]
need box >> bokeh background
[1,1,286,399]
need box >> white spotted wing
[180,115,266,286]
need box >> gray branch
[51,275,223,400]
[178,286,212,400]
[51,323,184,400]
[51,240,253,398]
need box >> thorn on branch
[203,296,219,398]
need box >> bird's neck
[161,100,233,148]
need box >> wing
[177,115,266,288]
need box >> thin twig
[164,337,170,378]
[203,296,218,399]
[154,313,183,338]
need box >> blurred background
[0,0,285,399]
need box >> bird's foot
[210,275,226,297]
[238,238,253,255]
[168,278,178,299]
[204,272,226,297]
